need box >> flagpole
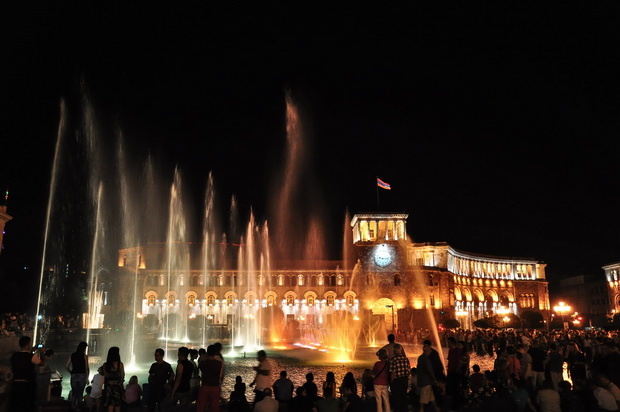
[376,176,380,211]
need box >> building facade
[112,212,550,340]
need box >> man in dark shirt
[10,336,42,412]
[168,346,195,411]
[302,373,319,401]
[148,348,174,412]
[528,340,547,388]
[197,344,224,412]
[273,370,294,412]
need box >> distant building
[555,275,609,321]
[110,212,550,340]
[604,262,620,317]
[0,205,12,254]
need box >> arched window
[298,275,304,286]
[286,295,295,306]
[311,276,318,287]
[326,295,335,306]
[207,295,216,305]
[267,295,276,306]
[271,276,278,286]
[179,275,185,286]
[190,276,198,286]
[429,294,435,306]
[290,276,297,287]
[226,295,235,306]
[337,275,344,286]
[258,275,264,286]
[278,275,284,286]
[187,295,196,306]
[160,275,165,286]
[346,295,355,306]
[147,295,156,306]
[307,295,315,305]
[394,273,401,286]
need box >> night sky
[2,3,620,311]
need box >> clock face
[374,247,393,267]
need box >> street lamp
[496,306,511,328]
[385,305,395,333]
[553,301,571,329]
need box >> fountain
[32,88,391,367]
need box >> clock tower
[350,213,409,274]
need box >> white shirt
[90,374,105,399]
[255,359,272,391]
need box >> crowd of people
[0,313,32,336]
[4,327,620,411]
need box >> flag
[377,177,391,190]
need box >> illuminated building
[114,212,550,337]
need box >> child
[123,375,142,408]
[89,366,105,411]
[233,375,248,404]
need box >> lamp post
[553,301,571,330]
[455,309,469,330]
[385,304,395,333]
[496,306,511,328]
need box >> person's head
[189,349,198,360]
[306,372,314,382]
[129,375,138,385]
[263,387,273,397]
[45,349,55,358]
[214,342,223,353]
[377,348,388,360]
[410,367,417,376]
[85,386,92,395]
[423,339,432,348]
[207,345,217,357]
[154,348,165,362]
[447,337,457,347]
[296,386,306,397]
[198,348,207,357]
[280,371,287,378]
[326,371,335,382]
[387,333,395,343]
[76,341,88,354]
[323,387,333,398]
[97,366,104,375]
[597,373,611,386]
[472,364,480,373]
[178,346,189,359]
[18,336,31,350]
[257,350,266,360]
[106,346,121,364]
[236,375,243,383]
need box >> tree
[443,318,460,329]
[520,310,544,329]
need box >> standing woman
[66,341,89,410]
[371,349,391,412]
[103,346,125,412]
